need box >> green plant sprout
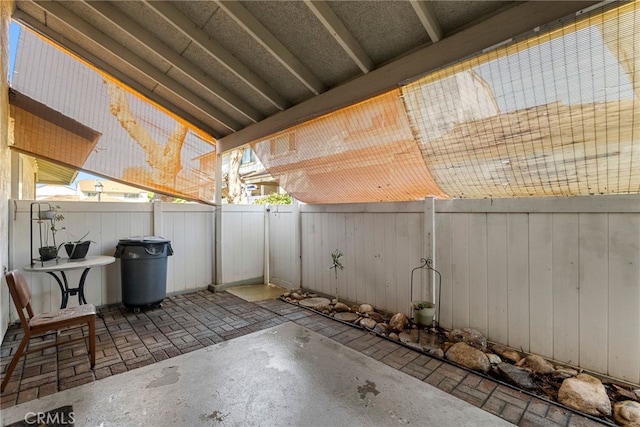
[328,249,344,301]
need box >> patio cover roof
[12,1,640,203]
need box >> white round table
[24,255,115,308]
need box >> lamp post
[95,181,104,202]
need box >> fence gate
[267,204,299,289]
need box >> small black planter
[38,246,58,261]
[64,241,91,259]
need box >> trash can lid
[117,236,171,245]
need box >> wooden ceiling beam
[218,1,600,153]
[12,9,224,138]
[409,0,443,43]
[304,0,374,74]
[83,0,262,124]
[143,0,289,111]
[215,0,326,96]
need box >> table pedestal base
[46,268,91,309]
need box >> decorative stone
[445,342,490,373]
[373,323,390,336]
[496,363,538,390]
[615,386,640,402]
[299,297,331,309]
[523,355,555,375]
[359,304,374,314]
[486,353,502,365]
[405,342,423,352]
[283,292,291,298]
[399,329,420,344]
[360,318,377,329]
[449,328,487,350]
[614,401,640,426]
[388,313,409,332]
[366,312,385,323]
[388,332,399,341]
[553,368,579,381]
[398,332,412,344]
[558,374,612,417]
[418,332,440,348]
[491,344,522,364]
[425,347,445,358]
[334,312,359,323]
[333,302,351,312]
[290,292,304,300]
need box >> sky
[8,22,18,82]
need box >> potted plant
[38,207,65,261]
[59,231,95,260]
[37,206,57,220]
[412,301,436,327]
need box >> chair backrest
[5,270,35,329]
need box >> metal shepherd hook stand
[410,258,442,328]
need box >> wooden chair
[1,270,96,392]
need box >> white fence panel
[8,201,215,317]
[528,214,554,358]
[268,204,298,289]
[486,214,509,345]
[220,204,265,286]
[607,214,640,382]
[6,195,640,384]
[551,214,580,366]
[434,196,640,384]
[297,196,638,384]
[161,204,215,295]
[300,203,425,315]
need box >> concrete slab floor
[2,322,510,427]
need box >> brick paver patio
[0,290,609,426]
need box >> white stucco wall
[1,0,14,339]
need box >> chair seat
[29,304,97,328]
[2,270,97,393]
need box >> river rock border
[282,290,640,426]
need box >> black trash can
[114,236,173,313]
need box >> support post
[152,200,163,237]
[424,197,436,303]
[214,153,223,288]
[293,201,301,288]
[263,204,270,285]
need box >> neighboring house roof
[34,158,78,186]
[77,179,147,196]
[9,89,101,171]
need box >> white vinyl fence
[217,204,265,287]
[265,196,640,385]
[5,195,640,385]
[267,204,300,289]
[7,200,215,316]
